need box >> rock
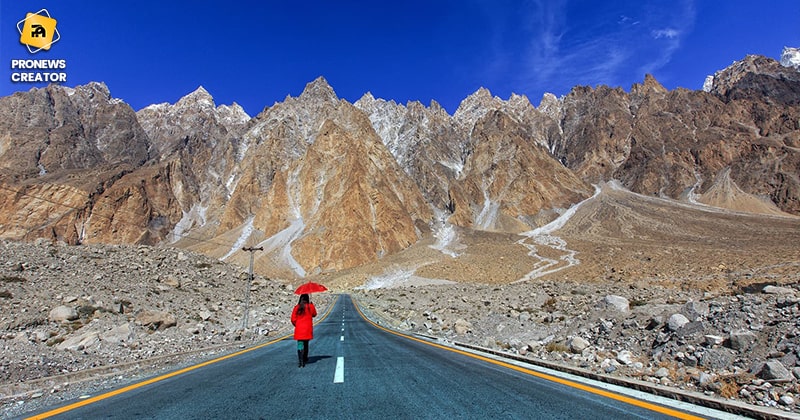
[695,372,715,386]
[198,310,213,321]
[100,323,134,344]
[568,337,590,354]
[162,276,181,288]
[701,348,735,370]
[454,318,473,335]
[599,319,614,332]
[682,300,709,321]
[599,295,629,313]
[728,331,758,351]
[49,305,78,323]
[616,350,634,365]
[667,313,690,331]
[780,395,795,406]
[56,331,100,351]
[793,367,800,379]
[646,316,663,330]
[675,321,704,338]
[756,360,793,383]
[763,285,795,295]
[135,310,177,331]
[704,335,724,346]
[780,352,797,368]
[654,367,670,378]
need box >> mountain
[0,54,798,278]
[781,47,800,70]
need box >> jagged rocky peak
[178,86,214,107]
[354,91,400,113]
[508,93,532,108]
[0,82,149,179]
[217,103,251,125]
[538,92,562,120]
[781,46,800,70]
[77,81,111,98]
[141,86,249,123]
[631,74,668,95]
[453,87,505,130]
[354,91,377,107]
[63,82,128,107]
[428,99,447,115]
[703,48,800,93]
[299,76,339,103]
[456,87,497,110]
[704,53,800,99]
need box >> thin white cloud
[652,28,680,39]
[487,0,697,96]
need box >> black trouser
[297,340,309,366]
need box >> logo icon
[17,9,60,53]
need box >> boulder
[763,285,795,295]
[682,300,709,321]
[667,313,690,331]
[100,323,134,344]
[599,295,629,313]
[568,337,590,354]
[454,318,472,335]
[49,305,78,323]
[695,372,715,387]
[135,310,177,331]
[701,348,735,370]
[56,331,100,351]
[728,331,758,351]
[616,350,634,365]
[756,360,793,383]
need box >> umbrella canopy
[295,281,328,295]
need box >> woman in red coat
[291,293,317,367]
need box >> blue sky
[1,1,798,115]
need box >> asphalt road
[25,295,713,419]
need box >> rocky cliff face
[1,54,799,276]
[0,82,149,179]
[553,59,800,215]
[0,83,153,244]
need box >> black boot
[303,344,309,365]
[298,350,303,367]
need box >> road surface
[25,295,720,419]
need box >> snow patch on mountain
[702,75,714,92]
[429,209,461,257]
[781,47,800,70]
[170,203,208,243]
[222,216,255,261]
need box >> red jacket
[291,303,317,340]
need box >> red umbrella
[294,281,328,295]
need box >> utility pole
[241,246,263,332]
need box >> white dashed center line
[334,357,344,383]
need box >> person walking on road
[291,293,317,367]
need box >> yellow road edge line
[350,296,705,420]
[26,295,339,419]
